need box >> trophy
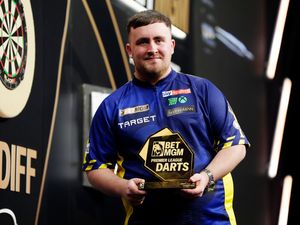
[138,128,195,189]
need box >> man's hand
[122,178,147,206]
[180,172,209,198]
[86,168,146,205]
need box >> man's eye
[136,39,148,45]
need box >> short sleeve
[82,99,117,171]
[204,79,250,151]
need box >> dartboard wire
[12,30,24,66]
[4,40,10,75]
[0,38,8,65]
[3,2,10,31]
[2,39,9,73]
[8,42,11,74]
[12,10,21,35]
[12,41,21,74]
[12,5,18,32]
[0,18,8,34]
[12,25,25,65]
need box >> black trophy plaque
[138,128,195,189]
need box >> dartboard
[0,0,35,118]
[0,0,27,90]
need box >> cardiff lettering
[0,140,37,194]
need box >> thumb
[132,178,145,184]
[189,173,202,183]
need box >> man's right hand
[123,178,147,206]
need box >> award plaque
[138,128,195,189]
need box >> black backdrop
[0,0,68,224]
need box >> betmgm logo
[151,141,164,157]
[151,141,184,157]
[0,0,36,118]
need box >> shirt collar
[132,69,177,88]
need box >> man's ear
[126,43,132,57]
[171,39,175,54]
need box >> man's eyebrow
[136,35,165,43]
[153,36,165,40]
[135,37,149,44]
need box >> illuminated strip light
[266,0,290,79]
[268,78,292,178]
[278,175,293,225]
[118,0,187,39]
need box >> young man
[83,10,250,225]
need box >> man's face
[126,22,175,81]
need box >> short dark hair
[126,10,172,34]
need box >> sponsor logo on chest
[119,104,149,116]
[162,88,191,98]
[118,104,156,129]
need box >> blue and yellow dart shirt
[83,69,250,225]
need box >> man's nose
[147,41,158,54]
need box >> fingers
[181,184,205,198]
[129,178,146,193]
[189,173,202,183]
[126,178,147,206]
[180,172,209,198]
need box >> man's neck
[134,68,172,85]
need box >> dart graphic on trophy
[138,128,195,189]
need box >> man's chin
[137,63,169,77]
[144,64,165,74]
